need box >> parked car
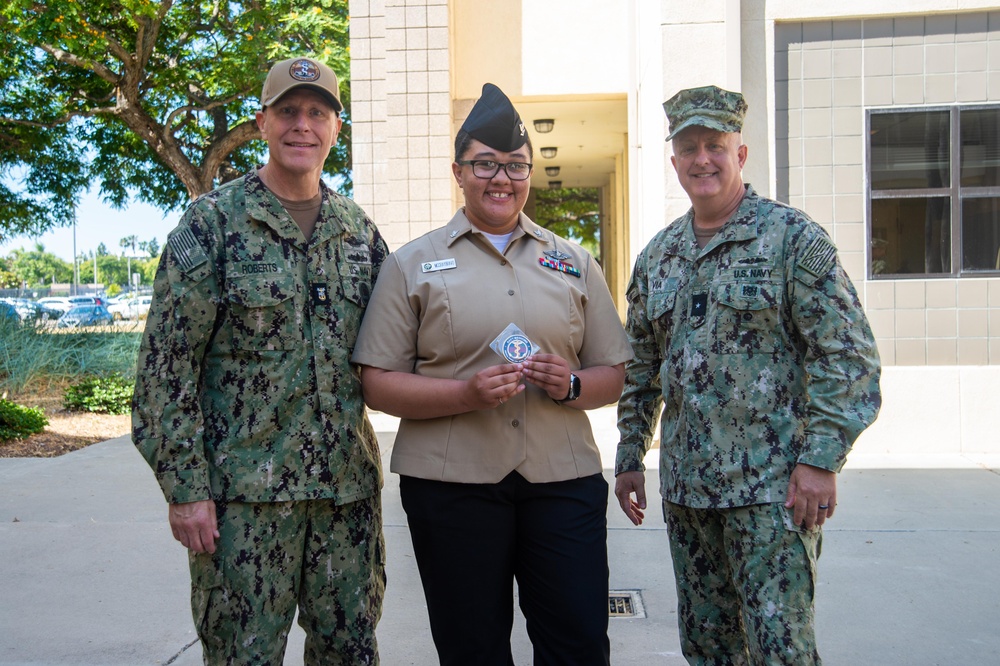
[108,295,153,320]
[35,301,63,320]
[0,301,19,325]
[6,298,63,322]
[1,298,43,323]
[66,295,104,307]
[36,297,73,316]
[56,304,115,328]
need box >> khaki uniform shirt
[616,185,881,508]
[352,210,632,484]
[132,172,389,505]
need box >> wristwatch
[560,373,581,402]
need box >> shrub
[0,398,48,442]
[63,373,135,415]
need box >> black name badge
[311,283,330,306]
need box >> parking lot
[1,295,151,328]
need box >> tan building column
[349,0,454,250]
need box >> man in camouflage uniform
[614,85,881,665]
[132,57,387,665]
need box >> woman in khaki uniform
[352,84,631,665]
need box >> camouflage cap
[261,57,343,112]
[663,85,747,141]
[460,83,528,152]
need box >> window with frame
[868,106,1000,278]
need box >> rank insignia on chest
[689,292,708,328]
[539,257,581,278]
[543,249,572,262]
[311,283,329,305]
[690,293,707,317]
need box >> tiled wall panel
[350,0,453,250]
[776,13,1000,365]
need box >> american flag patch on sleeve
[167,227,208,272]
[797,236,837,278]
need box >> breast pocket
[646,289,677,322]
[714,281,781,354]
[339,263,372,308]
[329,264,372,349]
[225,275,301,350]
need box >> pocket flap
[647,289,677,320]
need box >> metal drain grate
[608,590,646,618]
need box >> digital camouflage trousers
[189,495,385,665]
[664,501,822,666]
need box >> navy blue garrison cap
[460,83,528,152]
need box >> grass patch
[0,319,142,398]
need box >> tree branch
[200,120,260,191]
[35,42,120,84]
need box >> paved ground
[2,408,999,665]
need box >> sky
[0,186,182,262]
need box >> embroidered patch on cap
[290,59,321,82]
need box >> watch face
[566,373,580,401]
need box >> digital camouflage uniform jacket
[132,172,388,506]
[616,185,881,508]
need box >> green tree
[138,256,160,286]
[534,188,602,260]
[96,254,129,287]
[0,256,19,289]
[0,0,351,242]
[96,242,109,257]
[8,243,73,286]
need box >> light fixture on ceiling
[540,146,558,159]
[545,166,560,177]
[548,180,562,189]
[533,119,555,133]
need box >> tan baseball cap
[261,57,343,112]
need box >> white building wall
[520,0,629,96]
[627,0,666,261]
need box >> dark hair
[454,129,534,161]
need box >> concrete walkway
[2,407,999,665]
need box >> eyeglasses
[457,159,533,181]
